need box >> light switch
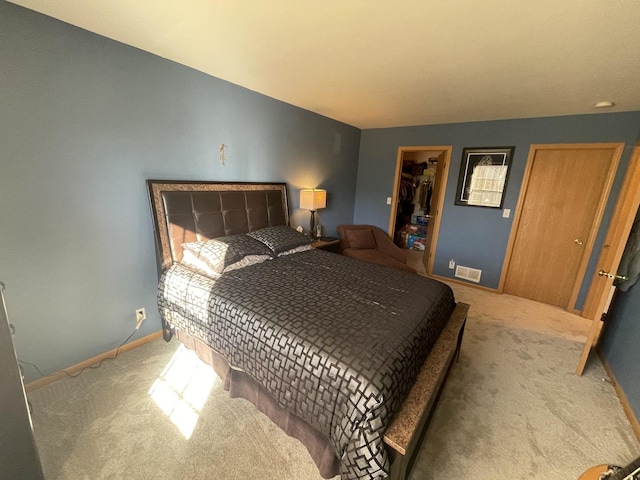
[502,209,511,218]
[386,197,392,205]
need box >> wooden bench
[384,302,470,480]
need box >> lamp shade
[300,189,327,211]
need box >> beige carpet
[29,293,639,480]
[412,321,638,479]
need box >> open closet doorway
[388,146,452,276]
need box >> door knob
[574,239,584,245]
[598,270,628,281]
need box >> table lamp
[300,188,326,239]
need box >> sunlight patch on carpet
[148,344,217,439]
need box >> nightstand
[311,237,340,253]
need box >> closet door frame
[388,145,453,276]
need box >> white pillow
[277,244,313,256]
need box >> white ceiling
[9,0,640,129]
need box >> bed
[147,180,469,480]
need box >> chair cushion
[345,228,377,250]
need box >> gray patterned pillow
[181,249,221,277]
[247,225,313,254]
[182,234,273,274]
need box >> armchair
[337,224,417,274]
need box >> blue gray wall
[0,3,360,382]
[355,113,640,308]
[600,282,640,420]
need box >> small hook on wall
[219,144,227,166]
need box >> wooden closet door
[504,146,619,308]
[423,151,446,273]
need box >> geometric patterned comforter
[158,249,455,480]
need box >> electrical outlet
[449,259,455,269]
[135,308,146,330]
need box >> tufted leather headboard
[147,180,289,272]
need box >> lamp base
[309,210,317,239]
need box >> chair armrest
[373,229,408,264]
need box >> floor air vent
[455,265,482,283]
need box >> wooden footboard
[384,302,469,480]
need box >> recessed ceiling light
[594,101,615,108]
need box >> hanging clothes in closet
[412,166,436,215]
